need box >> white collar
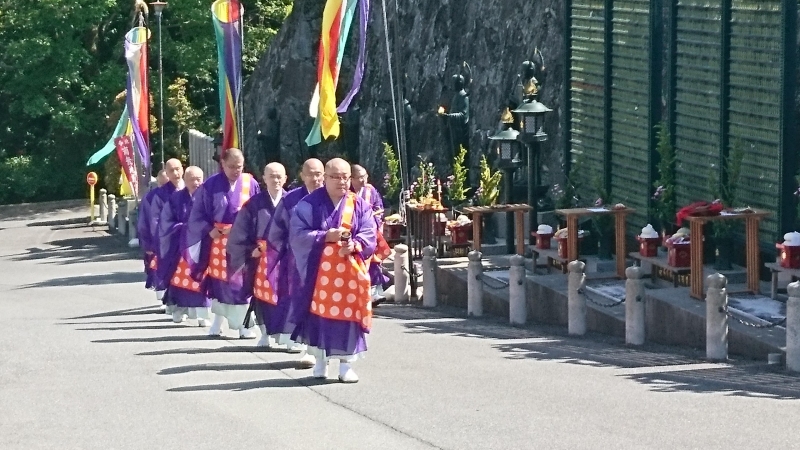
[269,190,282,207]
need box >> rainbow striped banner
[124,26,151,175]
[212,0,244,152]
[306,0,369,146]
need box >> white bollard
[98,189,108,224]
[567,260,587,336]
[706,273,728,361]
[117,200,127,235]
[786,282,800,372]
[509,255,527,325]
[108,194,117,232]
[625,266,646,345]
[393,244,409,304]
[422,246,438,307]
[467,250,483,317]
[128,206,138,240]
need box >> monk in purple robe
[144,159,184,312]
[157,166,210,325]
[351,164,391,304]
[137,170,168,302]
[267,158,324,367]
[290,158,377,383]
[227,162,288,346]
[184,148,260,338]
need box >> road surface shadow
[137,346,267,356]
[17,271,143,289]
[167,377,332,392]
[159,361,298,375]
[65,306,163,320]
[380,304,800,400]
[12,235,138,266]
[75,324,189,331]
[58,318,173,325]
[93,334,220,344]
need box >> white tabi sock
[208,315,224,336]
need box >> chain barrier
[718,306,787,329]
[480,268,512,290]
[579,287,626,308]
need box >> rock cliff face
[242,0,565,189]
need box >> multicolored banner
[212,0,244,152]
[124,26,151,174]
[305,0,370,146]
[114,135,139,198]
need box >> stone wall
[242,0,565,187]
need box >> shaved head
[325,158,351,200]
[184,166,203,195]
[156,170,168,187]
[164,158,184,186]
[221,147,244,182]
[263,162,287,198]
[351,164,368,190]
[301,158,325,191]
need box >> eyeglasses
[326,174,351,182]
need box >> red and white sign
[114,135,139,198]
[86,172,98,186]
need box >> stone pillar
[98,189,108,224]
[128,205,138,241]
[786,282,800,372]
[108,194,117,232]
[117,199,127,235]
[567,260,587,336]
[393,244,409,304]
[422,245,437,308]
[625,266,646,345]
[467,250,483,317]
[706,273,728,361]
[509,254,527,325]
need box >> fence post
[509,254,527,325]
[108,194,117,232]
[706,273,728,361]
[625,266,646,345]
[422,245,437,307]
[98,189,108,224]
[467,250,483,317]
[393,244,409,304]
[127,205,138,244]
[117,199,127,235]
[787,282,800,371]
[567,260,587,336]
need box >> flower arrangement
[408,157,437,202]
[652,123,676,232]
[474,155,502,206]
[444,145,469,206]
[382,142,401,206]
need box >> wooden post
[689,219,705,299]
[514,210,525,255]
[567,214,579,261]
[615,211,627,278]
[746,216,760,294]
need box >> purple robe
[157,188,209,308]
[267,185,310,336]
[289,188,377,357]
[353,183,389,287]
[227,189,285,332]
[137,189,159,289]
[146,182,178,290]
[184,172,260,305]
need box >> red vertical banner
[115,136,139,198]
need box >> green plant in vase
[473,155,503,244]
[381,142,401,211]
[707,139,745,269]
[652,122,677,237]
[444,145,470,209]
[409,157,437,203]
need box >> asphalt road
[1,206,799,450]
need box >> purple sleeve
[289,200,327,284]
[352,198,377,261]
[371,186,385,226]
[155,196,181,289]
[184,184,215,278]
[137,197,154,253]
[149,193,167,256]
[226,199,257,291]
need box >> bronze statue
[439,72,471,173]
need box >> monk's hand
[339,240,355,257]
[251,248,262,258]
[220,227,231,235]
[325,228,342,243]
[209,228,223,240]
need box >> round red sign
[86,172,98,186]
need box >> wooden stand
[628,252,691,287]
[462,204,532,255]
[406,204,449,259]
[764,262,800,299]
[684,210,769,299]
[554,207,635,278]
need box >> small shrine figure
[438,72,471,165]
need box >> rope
[379,0,406,190]
[718,306,787,329]
[578,286,625,308]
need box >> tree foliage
[0,0,292,204]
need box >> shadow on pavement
[167,377,330,392]
[58,318,173,325]
[379,304,800,400]
[93,335,220,344]
[137,346,266,356]
[159,361,298,375]
[17,271,143,289]
[75,324,189,331]
[12,235,138,266]
[65,306,163,320]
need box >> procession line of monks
[137,149,391,383]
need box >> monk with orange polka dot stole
[289,158,377,383]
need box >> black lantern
[513,98,552,248]
[489,108,523,169]
[212,132,223,163]
[513,99,552,143]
